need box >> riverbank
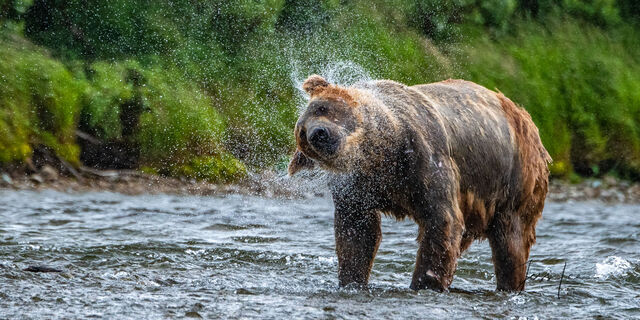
[1,166,639,203]
[0,166,320,199]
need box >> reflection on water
[0,190,639,318]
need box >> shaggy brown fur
[290,75,551,291]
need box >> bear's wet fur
[289,75,551,291]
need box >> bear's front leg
[334,200,381,287]
[410,184,463,291]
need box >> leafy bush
[617,0,640,20]
[166,155,247,183]
[134,66,233,166]
[277,0,335,33]
[0,0,31,22]
[24,0,282,59]
[478,0,518,31]
[0,35,83,165]
[406,0,628,41]
[80,61,136,140]
[407,0,470,41]
[562,0,621,26]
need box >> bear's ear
[302,75,329,96]
[288,149,315,175]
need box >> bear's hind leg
[488,215,532,291]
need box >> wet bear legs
[488,215,534,291]
[334,208,382,287]
[410,211,463,291]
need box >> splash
[270,58,373,192]
[247,167,330,198]
[289,59,373,114]
[595,256,632,279]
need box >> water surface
[1,190,639,318]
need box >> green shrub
[80,61,136,140]
[0,0,31,22]
[617,0,640,20]
[562,0,621,26]
[478,0,518,31]
[277,0,335,33]
[134,66,235,168]
[406,0,521,39]
[407,0,470,41]
[3,0,640,183]
[24,0,283,59]
[0,35,83,165]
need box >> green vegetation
[1,0,639,181]
[0,34,83,165]
[463,19,640,178]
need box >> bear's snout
[306,125,339,156]
[309,127,329,144]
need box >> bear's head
[288,75,364,175]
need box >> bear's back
[411,80,521,200]
[356,79,523,201]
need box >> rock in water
[24,265,63,273]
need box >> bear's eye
[315,105,327,116]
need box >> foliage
[406,0,635,40]
[80,61,136,140]
[461,18,640,177]
[1,0,640,181]
[277,0,336,33]
[0,0,31,21]
[136,66,227,165]
[23,0,283,59]
[0,35,82,164]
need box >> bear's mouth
[301,142,341,163]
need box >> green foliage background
[1,0,639,181]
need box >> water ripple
[0,190,638,318]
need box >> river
[1,190,638,318]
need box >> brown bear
[289,75,551,291]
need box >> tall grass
[461,18,640,177]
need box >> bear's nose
[309,127,329,144]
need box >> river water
[1,189,638,319]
